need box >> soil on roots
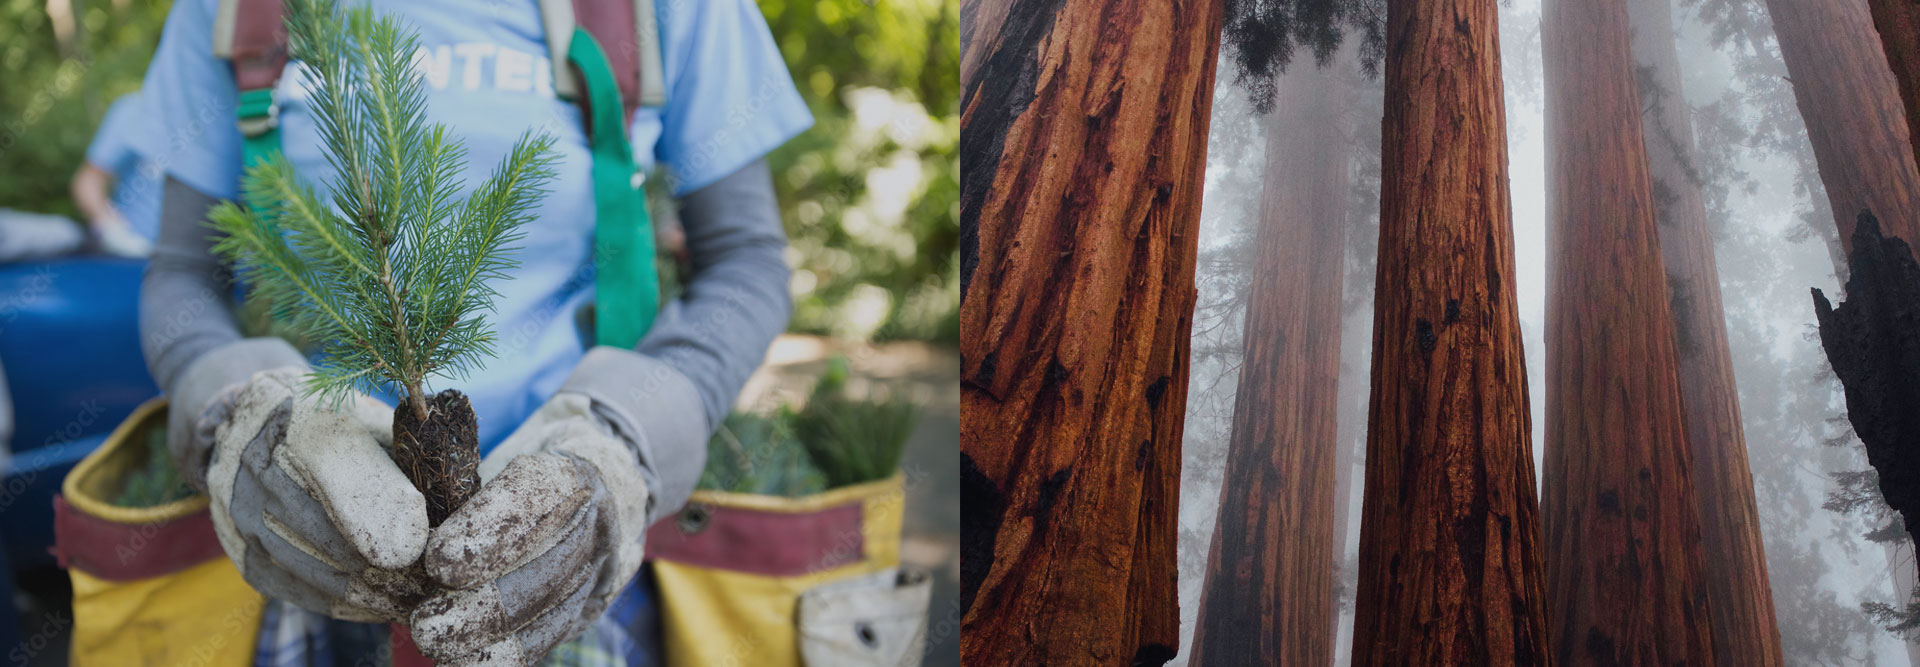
[392,389,482,526]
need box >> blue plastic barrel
[0,257,158,569]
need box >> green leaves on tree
[207,0,557,420]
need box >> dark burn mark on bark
[1445,298,1462,324]
[1597,488,1622,515]
[960,452,1005,615]
[1135,439,1152,471]
[1416,318,1438,355]
[1815,212,1920,574]
[1145,375,1171,410]
[1045,358,1070,386]
[971,349,997,390]
[1132,643,1176,666]
[1586,627,1617,661]
[1485,231,1502,295]
[1454,447,1491,620]
[1036,467,1073,520]
[959,0,1070,300]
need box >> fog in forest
[1174,0,1916,663]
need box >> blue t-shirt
[85,92,166,241]
[140,0,812,449]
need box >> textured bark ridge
[1769,7,1920,654]
[1347,0,1550,664]
[1188,55,1351,667]
[391,390,481,527]
[1766,0,1920,262]
[1543,0,1717,663]
[1813,213,1920,575]
[1867,0,1920,178]
[1627,0,1784,662]
[958,0,1225,664]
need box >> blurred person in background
[69,91,161,258]
[0,91,160,262]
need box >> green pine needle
[209,0,556,413]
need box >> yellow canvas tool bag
[51,398,264,666]
[646,473,931,667]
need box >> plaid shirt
[251,570,661,667]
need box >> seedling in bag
[208,0,556,525]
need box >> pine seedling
[207,0,557,524]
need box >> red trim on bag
[51,495,227,581]
[645,502,865,577]
[389,624,433,667]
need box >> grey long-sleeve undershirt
[141,160,792,515]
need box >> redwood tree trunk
[1347,0,1550,663]
[1768,4,1920,652]
[1542,0,1717,663]
[1188,57,1352,667]
[1626,0,1784,663]
[1767,0,1920,250]
[957,0,1224,663]
[1866,0,1920,178]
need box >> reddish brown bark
[1187,58,1353,667]
[1626,0,1784,663]
[957,0,1224,663]
[1542,0,1717,663]
[1347,0,1550,664]
[1867,0,1920,183]
[1767,0,1920,251]
[1768,5,1920,652]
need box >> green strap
[237,87,279,169]
[569,27,660,348]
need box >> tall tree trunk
[1766,0,1920,250]
[1866,0,1920,179]
[1348,0,1550,664]
[1626,0,1785,663]
[958,0,1224,664]
[1188,56,1353,667]
[1768,4,1920,653]
[1542,0,1717,663]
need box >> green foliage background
[760,0,960,344]
[0,0,172,218]
[0,0,960,344]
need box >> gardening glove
[408,392,652,666]
[198,364,431,623]
[166,337,309,493]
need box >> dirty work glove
[409,393,652,666]
[196,363,430,622]
[166,338,307,492]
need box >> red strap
[572,0,643,124]
[225,0,641,122]
[231,0,289,91]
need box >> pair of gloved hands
[169,338,654,665]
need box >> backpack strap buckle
[236,87,279,137]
